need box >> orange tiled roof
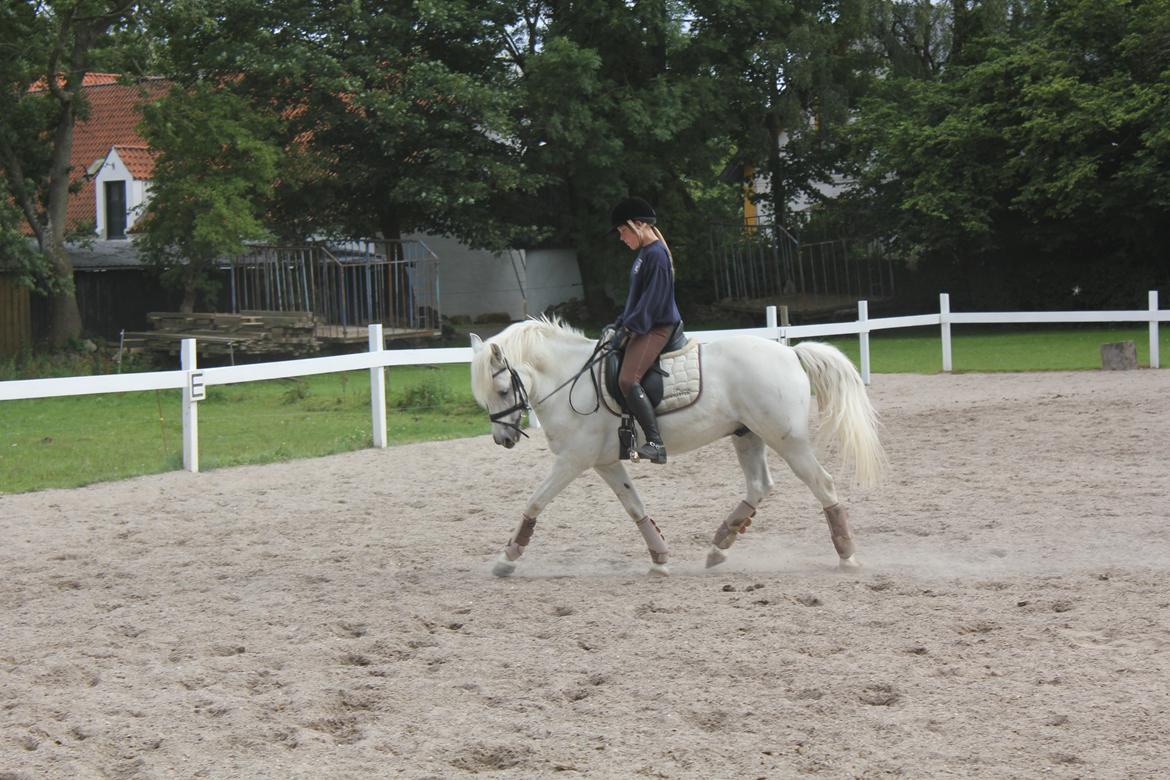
[20,77,168,233]
[28,72,123,91]
[113,145,157,180]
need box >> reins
[533,336,611,415]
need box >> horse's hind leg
[594,462,670,576]
[706,433,774,568]
[778,439,859,569]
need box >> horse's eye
[498,389,508,397]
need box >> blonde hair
[628,221,675,275]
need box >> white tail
[794,342,887,488]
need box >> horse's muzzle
[493,429,519,448]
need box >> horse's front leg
[594,461,670,576]
[492,455,589,577]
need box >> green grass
[809,325,1168,373]
[0,364,487,494]
[1,325,1166,493]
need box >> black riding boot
[625,383,667,464]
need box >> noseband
[489,361,531,438]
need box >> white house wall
[407,233,582,321]
[522,248,581,318]
[93,148,149,238]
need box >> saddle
[603,323,698,415]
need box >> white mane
[470,315,590,405]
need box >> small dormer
[93,145,156,240]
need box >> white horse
[470,316,885,576]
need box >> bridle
[488,360,531,438]
[485,336,617,438]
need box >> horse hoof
[837,555,862,571]
[705,546,728,568]
[648,563,670,577]
[492,554,517,577]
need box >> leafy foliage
[685,0,876,226]
[499,1,744,313]
[843,0,1170,308]
[136,82,280,311]
[147,0,531,248]
[7,0,1167,336]
[0,0,140,344]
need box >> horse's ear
[489,343,504,364]
[470,333,483,354]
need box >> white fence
[1,291,1164,474]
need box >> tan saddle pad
[601,340,703,416]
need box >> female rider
[608,196,682,464]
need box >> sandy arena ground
[1,370,1168,779]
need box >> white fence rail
[1,291,1164,473]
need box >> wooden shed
[0,272,32,357]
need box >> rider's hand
[608,326,628,351]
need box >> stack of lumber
[124,311,319,356]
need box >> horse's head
[470,333,530,449]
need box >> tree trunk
[48,289,83,349]
[951,0,973,64]
[36,6,136,347]
[180,286,197,314]
[43,68,83,347]
[765,113,787,229]
[179,258,205,314]
[43,238,82,348]
[575,239,615,321]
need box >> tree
[0,0,137,347]
[869,0,953,79]
[499,0,740,315]
[136,83,280,312]
[845,0,1170,308]
[150,1,530,248]
[685,0,876,228]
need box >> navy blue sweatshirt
[616,240,682,335]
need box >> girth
[604,322,687,412]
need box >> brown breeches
[618,324,673,397]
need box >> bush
[395,373,453,410]
[0,341,161,381]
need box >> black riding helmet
[608,196,656,234]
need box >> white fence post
[368,324,387,448]
[940,293,953,373]
[858,300,871,385]
[1150,290,1161,369]
[181,339,199,473]
[766,305,778,342]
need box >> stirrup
[633,441,667,465]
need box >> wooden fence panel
[0,274,32,356]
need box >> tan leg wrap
[823,503,855,559]
[637,516,669,565]
[712,501,756,550]
[503,514,537,562]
